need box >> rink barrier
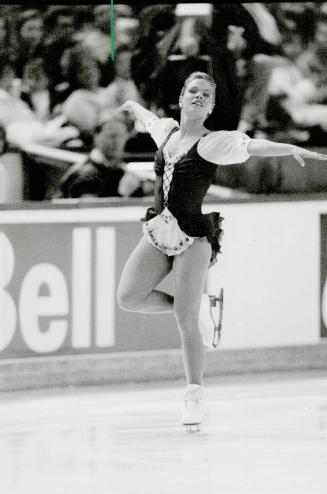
[1,196,327,390]
[1,343,327,392]
[20,143,327,201]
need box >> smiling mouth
[192,101,203,107]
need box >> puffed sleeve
[197,130,252,165]
[145,117,179,148]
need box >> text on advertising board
[0,227,116,353]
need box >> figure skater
[117,71,327,432]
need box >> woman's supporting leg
[173,237,212,385]
[117,235,174,313]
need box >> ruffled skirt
[142,207,224,268]
[142,207,194,256]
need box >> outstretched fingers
[293,151,306,167]
[311,151,327,160]
[293,149,327,167]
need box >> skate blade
[184,423,201,433]
[210,288,224,349]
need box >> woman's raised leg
[172,237,211,385]
[117,235,174,313]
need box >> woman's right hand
[118,100,136,115]
[117,100,157,130]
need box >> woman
[117,71,327,432]
[14,9,44,78]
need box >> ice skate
[199,288,224,349]
[181,384,204,433]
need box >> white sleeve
[197,130,252,165]
[145,117,179,148]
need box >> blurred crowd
[0,3,327,200]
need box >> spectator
[93,3,111,34]
[131,5,176,109]
[61,45,143,142]
[70,4,134,91]
[0,15,8,57]
[21,57,50,121]
[0,14,15,62]
[74,6,96,37]
[0,55,36,128]
[132,3,277,132]
[14,9,44,78]
[42,6,76,110]
[96,45,144,123]
[43,5,75,45]
[268,2,316,49]
[53,8,110,110]
[265,6,327,144]
[59,4,136,96]
[94,2,138,50]
[0,53,62,140]
[211,3,282,135]
[132,5,216,117]
[296,3,327,96]
[242,3,282,48]
[61,89,100,147]
[115,7,139,51]
[59,119,149,199]
[76,4,115,88]
[59,39,101,98]
[1,60,79,150]
[152,10,219,120]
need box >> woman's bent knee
[117,287,138,311]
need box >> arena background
[0,4,327,494]
[0,2,327,390]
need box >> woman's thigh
[117,235,173,302]
[173,237,212,322]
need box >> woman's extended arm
[247,138,327,167]
[118,100,158,129]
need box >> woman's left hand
[292,146,327,167]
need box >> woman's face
[180,78,214,120]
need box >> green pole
[110,0,115,61]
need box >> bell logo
[0,232,16,350]
[0,227,116,353]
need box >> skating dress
[142,118,251,266]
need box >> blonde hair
[180,71,216,107]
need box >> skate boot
[181,384,204,432]
[199,289,224,349]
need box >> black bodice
[143,128,224,264]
